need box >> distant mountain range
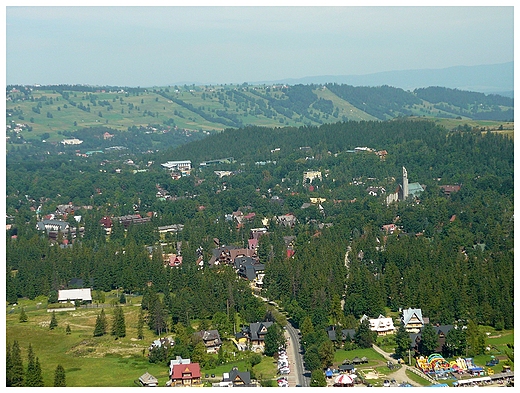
[252,62,513,97]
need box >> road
[252,292,309,387]
[285,322,310,387]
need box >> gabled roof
[139,372,158,386]
[402,308,424,325]
[434,325,453,337]
[194,330,221,344]
[249,321,273,341]
[171,363,201,380]
[224,368,251,385]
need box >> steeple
[402,166,409,200]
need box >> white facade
[61,138,83,145]
[361,314,395,336]
[161,160,191,171]
[58,288,92,303]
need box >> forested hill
[160,119,513,182]
[6,119,514,332]
[6,83,513,147]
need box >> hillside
[6,83,513,149]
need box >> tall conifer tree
[54,364,66,387]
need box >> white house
[401,308,428,333]
[360,314,395,336]
[57,288,92,303]
[61,138,83,145]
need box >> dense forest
[6,119,514,337]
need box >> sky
[4,3,516,87]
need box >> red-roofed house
[440,185,461,196]
[166,254,183,268]
[382,224,396,234]
[170,362,201,386]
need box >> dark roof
[194,330,221,344]
[249,322,273,341]
[326,326,355,341]
[338,364,355,371]
[224,368,252,386]
[434,325,453,336]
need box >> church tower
[402,166,409,200]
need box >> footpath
[371,344,437,387]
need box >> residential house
[234,256,265,286]
[376,150,388,160]
[221,367,254,387]
[237,322,274,352]
[138,372,158,387]
[401,308,428,333]
[440,184,461,197]
[326,326,356,345]
[193,330,222,353]
[149,336,175,352]
[58,288,92,303]
[157,224,184,234]
[303,171,322,183]
[168,356,191,375]
[169,362,201,387]
[208,246,257,267]
[360,314,395,336]
[165,254,183,268]
[36,219,69,233]
[250,227,268,240]
[382,224,397,234]
[408,325,454,355]
[433,324,454,353]
[61,138,83,145]
[276,214,297,228]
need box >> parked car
[383,380,390,387]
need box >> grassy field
[5,295,275,387]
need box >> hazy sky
[5,4,515,87]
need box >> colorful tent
[334,374,354,385]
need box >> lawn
[333,347,387,366]
[6,295,280,387]
[405,369,433,386]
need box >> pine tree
[8,340,25,387]
[19,307,28,323]
[264,323,285,356]
[54,364,66,387]
[49,310,58,330]
[419,323,439,356]
[111,306,126,338]
[354,319,375,348]
[35,358,44,386]
[6,341,12,386]
[94,309,108,337]
[394,323,411,360]
[27,355,44,387]
[25,344,37,386]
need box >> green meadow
[5,295,276,387]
